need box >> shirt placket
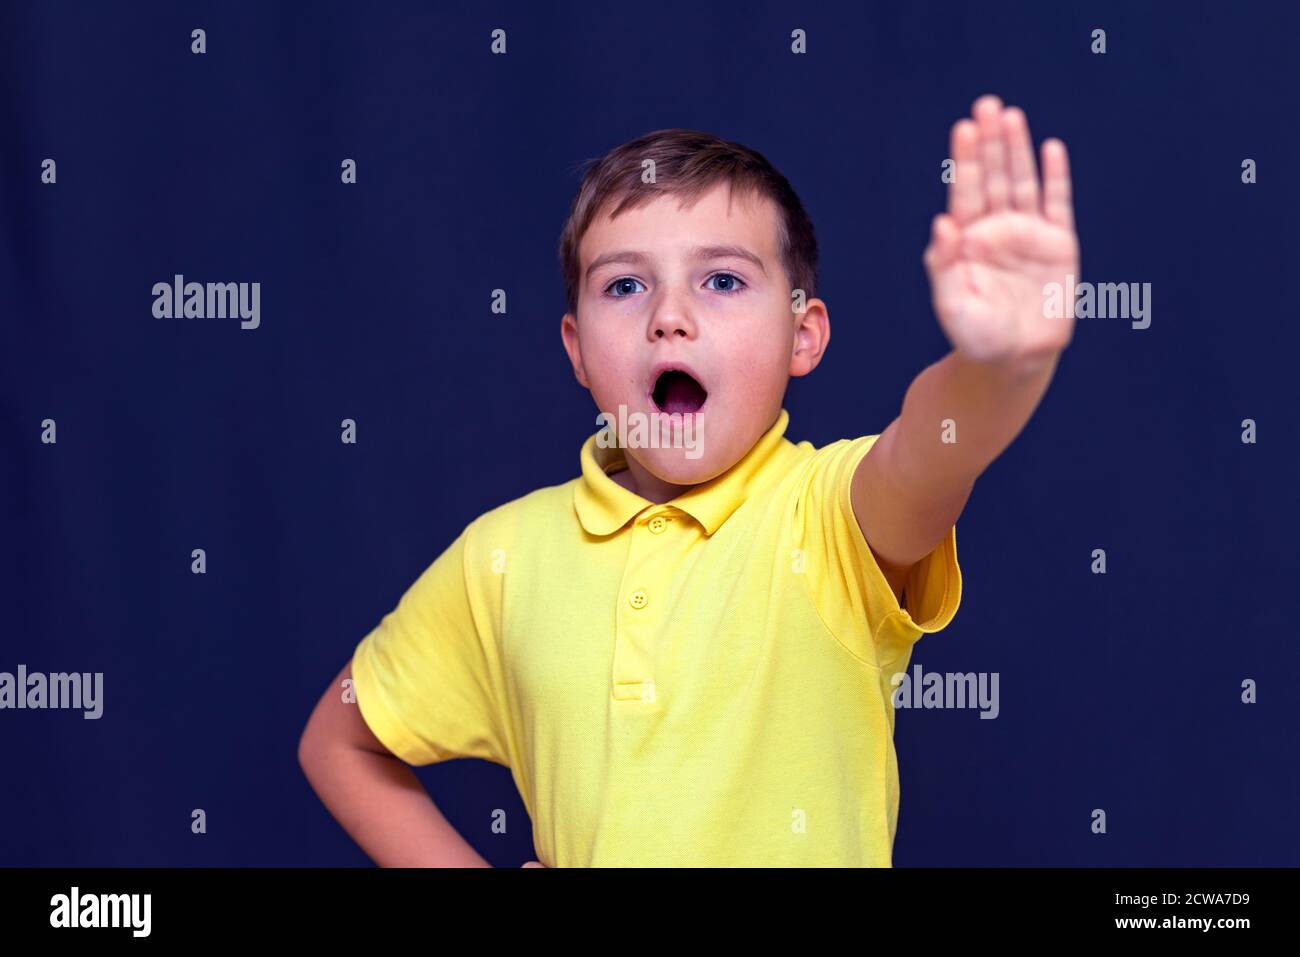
[611,506,680,703]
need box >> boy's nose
[648,295,697,339]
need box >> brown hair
[557,128,818,315]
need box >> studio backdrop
[1,0,1296,866]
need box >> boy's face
[561,181,828,490]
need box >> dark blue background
[1,0,1296,866]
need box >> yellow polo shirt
[350,407,961,866]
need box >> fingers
[950,96,1071,229]
[948,119,983,224]
[1041,138,1074,231]
[1002,107,1040,212]
[974,95,1010,211]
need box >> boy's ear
[789,297,830,378]
[560,311,590,388]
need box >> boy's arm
[297,659,490,867]
[852,95,1079,598]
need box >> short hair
[557,128,818,315]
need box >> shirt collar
[573,408,795,537]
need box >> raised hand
[923,95,1079,371]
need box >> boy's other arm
[297,659,491,867]
[851,95,1079,598]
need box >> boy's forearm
[300,742,490,867]
[857,93,1078,566]
[886,347,1060,503]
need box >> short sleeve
[350,526,508,767]
[793,434,962,670]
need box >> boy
[298,95,1078,867]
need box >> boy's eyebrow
[691,245,768,275]
[585,244,768,281]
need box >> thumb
[923,213,962,277]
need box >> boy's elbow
[297,708,332,777]
[297,719,318,774]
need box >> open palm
[924,96,1080,367]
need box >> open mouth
[652,368,708,414]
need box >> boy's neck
[609,460,695,505]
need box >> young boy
[298,95,1078,867]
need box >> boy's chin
[631,446,724,486]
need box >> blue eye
[605,277,646,298]
[706,272,747,295]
